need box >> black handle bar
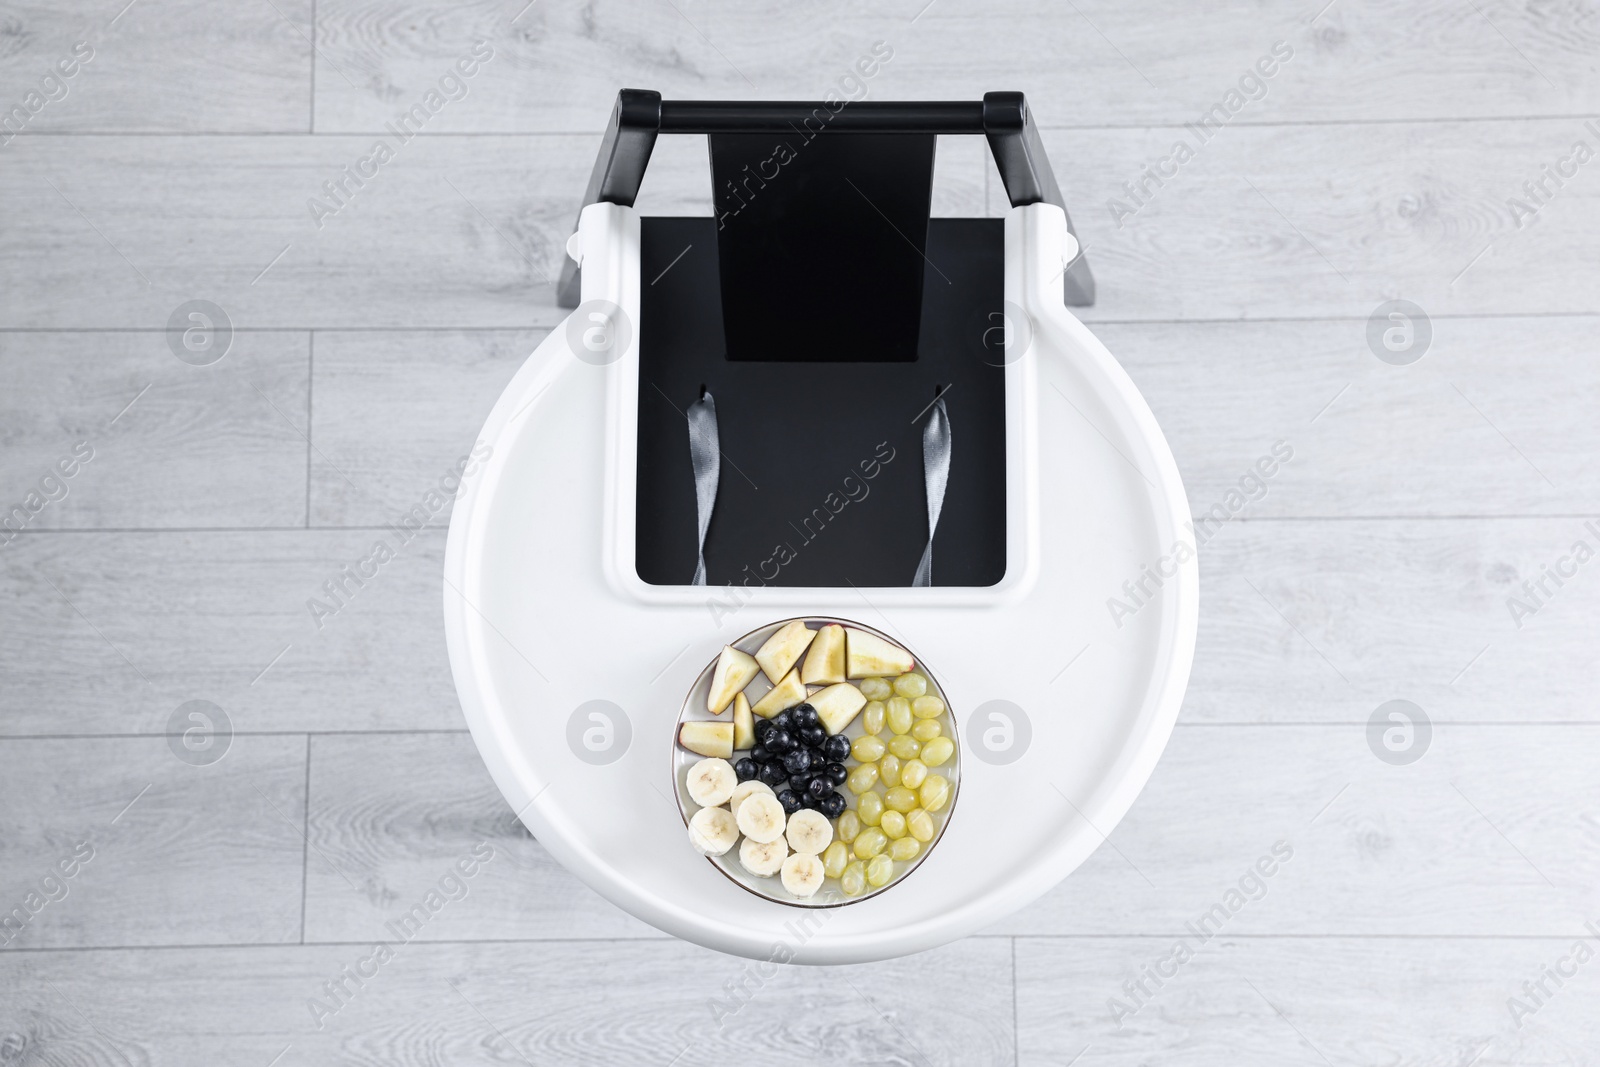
[556,90,1093,308]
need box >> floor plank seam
[1,311,1596,331]
[0,936,685,954]
[308,0,316,136]
[4,514,1599,539]
[0,730,472,741]
[0,524,455,535]
[5,721,1600,743]
[0,327,557,333]
[305,330,314,529]
[1,932,1591,956]
[10,113,1600,135]
[299,734,312,945]
[1011,936,1020,1067]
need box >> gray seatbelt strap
[912,393,950,588]
[686,389,720,586]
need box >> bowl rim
[672,614,961,909]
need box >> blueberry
[798,724,826,749]
[771,709,794,730]
[753,718,772,742]
[734,758,759,782]
[800,793,822,811]
[788,773,814,795]
[750,744,770,764]
[765,728,796,755]
[819,792,847,819]
[806,777,832,800]
[824,762,849,788]
[777,789,803,815]
[758,761,788,788]
[793,704,819,728]
[823,734,851,762]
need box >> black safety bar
[555,90,1094,308]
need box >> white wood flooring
[2,0,1598,1063]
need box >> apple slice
[706,645,760,714]
[845,628,914,678]
[800,623,846,685]
[811,683,868,735]
[732,692,755,751]
[751,667,806,718]
[754,620,817,684]
[679,720,734,759]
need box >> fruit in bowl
[674,618,958,906]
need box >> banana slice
[785,809,833,855]
[687,806,739,856]
[685,758,737,807]
[780,852,825,897]
[728,779,774,821]
[739,835,788,877]
[736,792,787,844]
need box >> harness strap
[913,393,951,588]
[685,389,720,586]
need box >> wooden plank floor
[2,1,1597,1063]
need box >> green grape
[837,809,861,843]
[851,735,886,763]
[877,754,902,787]
[853,827,888,859]
[857,790,885,827]
[919,775,950,812]
[847,763,880,794]
[892,673,928,698]
[911,695,946,719]
[888,836,921,862]
[911,719,942,742]
[840,861,867,897]
[858,677,893,701]
[886,698,913,735]
[887,734,921,760]
[879,810,907,839]
[821,840,850,879]
[906,808,935,842]
[884,786,918,813]
[899,758,928,790]
[865,853,894,887]
[920,736,955,767]
[862,700,886,736]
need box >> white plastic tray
[443,202,1197,963]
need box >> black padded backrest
[635,216,1008,588]
[708,132,936,363]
